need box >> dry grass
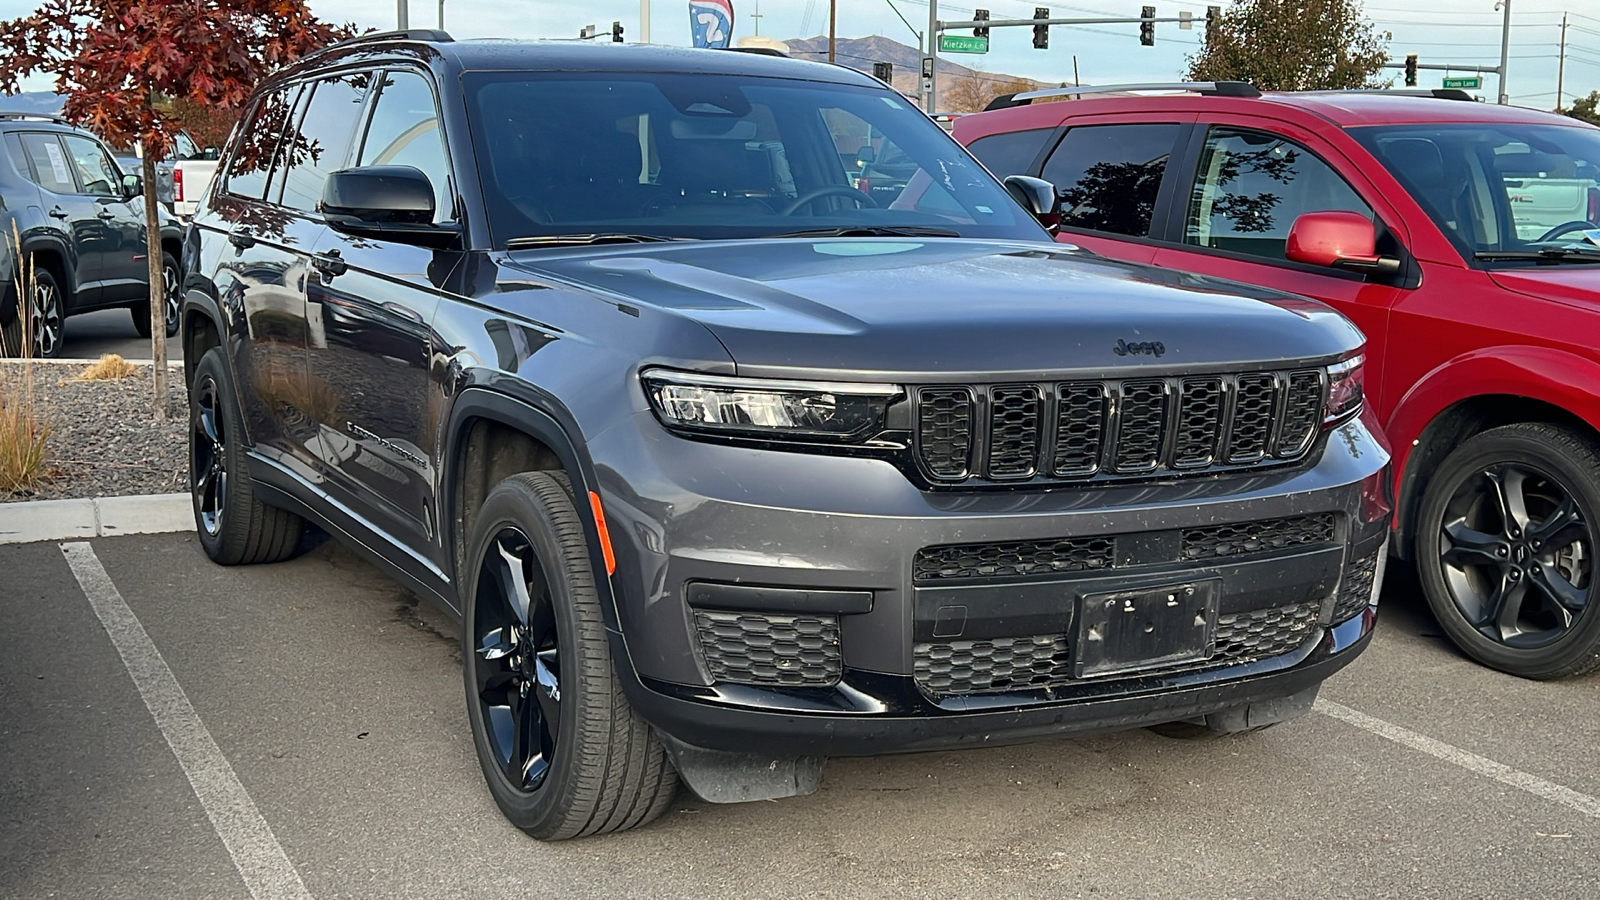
[71,353,139,382]
[1,226,53,493]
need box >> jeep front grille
[912,371,1325,485]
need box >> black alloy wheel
[192,371,229,538]
[1417,423,1600,679]
[133,252,182,339]
[472,526,563,793]
[26,270,64,358]
[462,472,677,840]
[187,348,305,565]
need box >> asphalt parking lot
[58,308,179,362]
[3,531,1598,900]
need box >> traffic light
[1205,5,1221,31]
[1140,6,1156,46]
[1404,53,1418,87]
[611,20,624,43]
[1033,7,1049,50]
[873,62,893,83]
[974,9,989,39]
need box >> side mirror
[855,145,877,166]
[1002,174,1062,233]
[322,166,459,249]
[1286,211,1401,276]
[122,173,143,200]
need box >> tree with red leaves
[0,0,352,416]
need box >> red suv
[956,85,1600,679]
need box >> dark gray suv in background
[0,113,183,357]
[183,31,1392,840]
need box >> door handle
[48,207,69,219]
[96,209,117,221]
[311,250,347,278]
[228,229,255,250]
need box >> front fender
[1387,345,1600,462]
[1387,344,1600,544]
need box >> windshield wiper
[766,225,962,239]
[506,233,688,249]
[1473,247,1600,264]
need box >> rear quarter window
[966,127,1054,180]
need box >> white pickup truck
[114,132,220,219]
[1496,147,1600,241]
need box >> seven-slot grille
[913,371,1325,484]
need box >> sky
[0,0,1595,109]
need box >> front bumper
[587,405,1391,757]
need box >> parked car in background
[0,113,184,357]
[111,131,220,216]
[957,84,1600,679]
[184,34,1390,839]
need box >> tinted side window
[1184,127,1372,260]
[1041,123,1181,237]
[18,133,77,194]
[224,87,298,200]
[276,72,370,212]
[967,128,1053,179]
[60,135,122,197]
[358,70,451,221]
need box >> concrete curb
[1,358,184,366]
[0,493,192,545]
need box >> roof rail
[327,28,454,51]
[984,81,1261,111]
[0,112,72,126]
[1290,88,1476,102]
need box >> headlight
[642,370,901,442]
[1325,353,1364,425]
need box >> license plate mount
[1073,580,1220,679]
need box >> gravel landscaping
[1,361,187,503]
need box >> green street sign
[1442,76,1482,90]
[939,34,990,54]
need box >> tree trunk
[142,151,168,421]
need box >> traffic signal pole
[926,0,939,113]
[1497,0,1512,105]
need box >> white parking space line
[60,542,314,900]
[1315,698,1600,819]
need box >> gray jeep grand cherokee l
[183,31,1391,839]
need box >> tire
[188,347,305,565]
[5,268,65,358]
[1415,423,1600,679]
[462,471,678,840]
[132,252,181,339]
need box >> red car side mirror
[1286,211,1401,276]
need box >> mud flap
[657,733,826,804]
[1203,683,1320,734]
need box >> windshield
[463,71,1046,246]
[1352,122,1600,261]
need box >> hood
[1488,267,1600,309]
[503,239,1363,381]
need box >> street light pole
[1497,0,1511,105]
[925,0,938,112]
[397,0,408,30]
[641,0,651,43]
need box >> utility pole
[641,0,651,43]
[437,0,444,29]
[926,0,939,112]
[829,0,837,62]
[751,0,763,36]
[1558,12,1568,110]
[1497,0,1511,105]
[397,0,408,29]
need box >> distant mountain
[0,91,66,116]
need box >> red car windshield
[1351,123,1600,260]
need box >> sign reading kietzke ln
[939,34,989,53]
[1442,76,1483,90]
